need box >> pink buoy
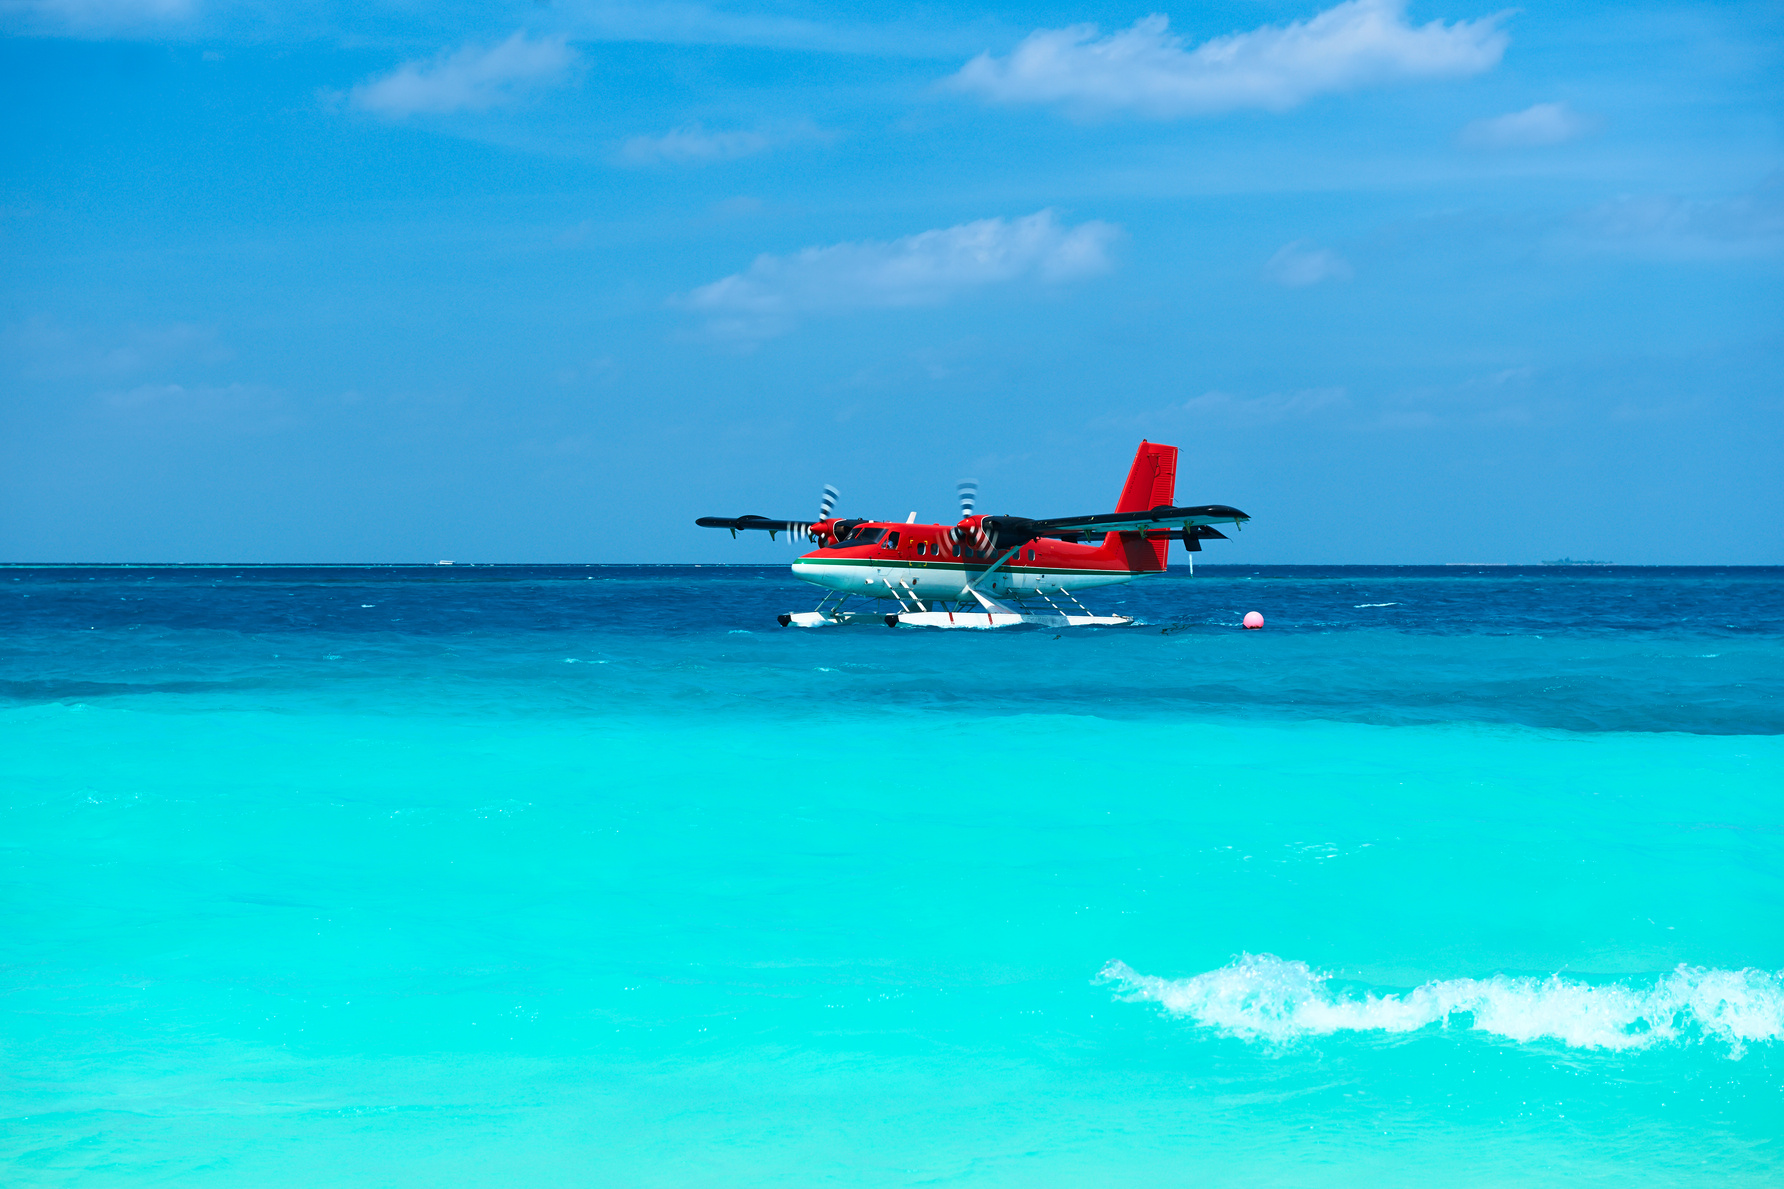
[1242,611,1264,630]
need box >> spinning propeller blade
[956,479,977,520]
[818,484,840,520]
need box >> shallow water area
[3,565,1782,1186]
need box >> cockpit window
[885,532,900,549]
[834,527,883,546]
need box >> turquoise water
[4,566,1782,1185]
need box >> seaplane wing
[695,485,840,540]
[984,504,1249,542]
[694,516,815,539]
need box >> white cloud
[1459,101,1598,149]
[351,31,577,118]
[1263,240,1353,286]
[619,120,829,165]
[947,0,1508,118]
[681,209,1119,339]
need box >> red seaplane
[697,441,1250,628]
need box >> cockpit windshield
[832,527,883,547]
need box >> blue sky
[1,1,1779,563]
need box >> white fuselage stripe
[790,558,1153,598]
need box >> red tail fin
[1116,441,1177,511]
[1104,441,1178,571]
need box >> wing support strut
[961,545,1023,614]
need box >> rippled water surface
[4,565,1782,1186]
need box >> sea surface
[3,564,1782,1187]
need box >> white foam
[1099,954,1784,1058]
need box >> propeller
[945,480,982,556]
[818,484,840,521]
[956,479,977,519]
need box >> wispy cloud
[1373,366,1545,429]
[1263,240,1353,286]
[947,0,1507,119]
[619,120,830,165]
[555,1,986,59]
[3,317,231,379]
[104,380,265,409]
[1568,182,1784,259]
[351,31,578,118]
[1177,387,1351,425]
[7,0,192,33]
[99,381,293,432]
[1460,101,1598,149]
[1119,369,1562,434]
[680,210,1119,340]
[1099,386,1351,433]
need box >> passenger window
[1026,549,1035,561]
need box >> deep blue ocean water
[4,564,1782,1186]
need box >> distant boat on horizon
[1542,558,1613,566]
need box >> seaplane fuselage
[791,524,1170,602]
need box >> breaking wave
[1099,954,1784,1058]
